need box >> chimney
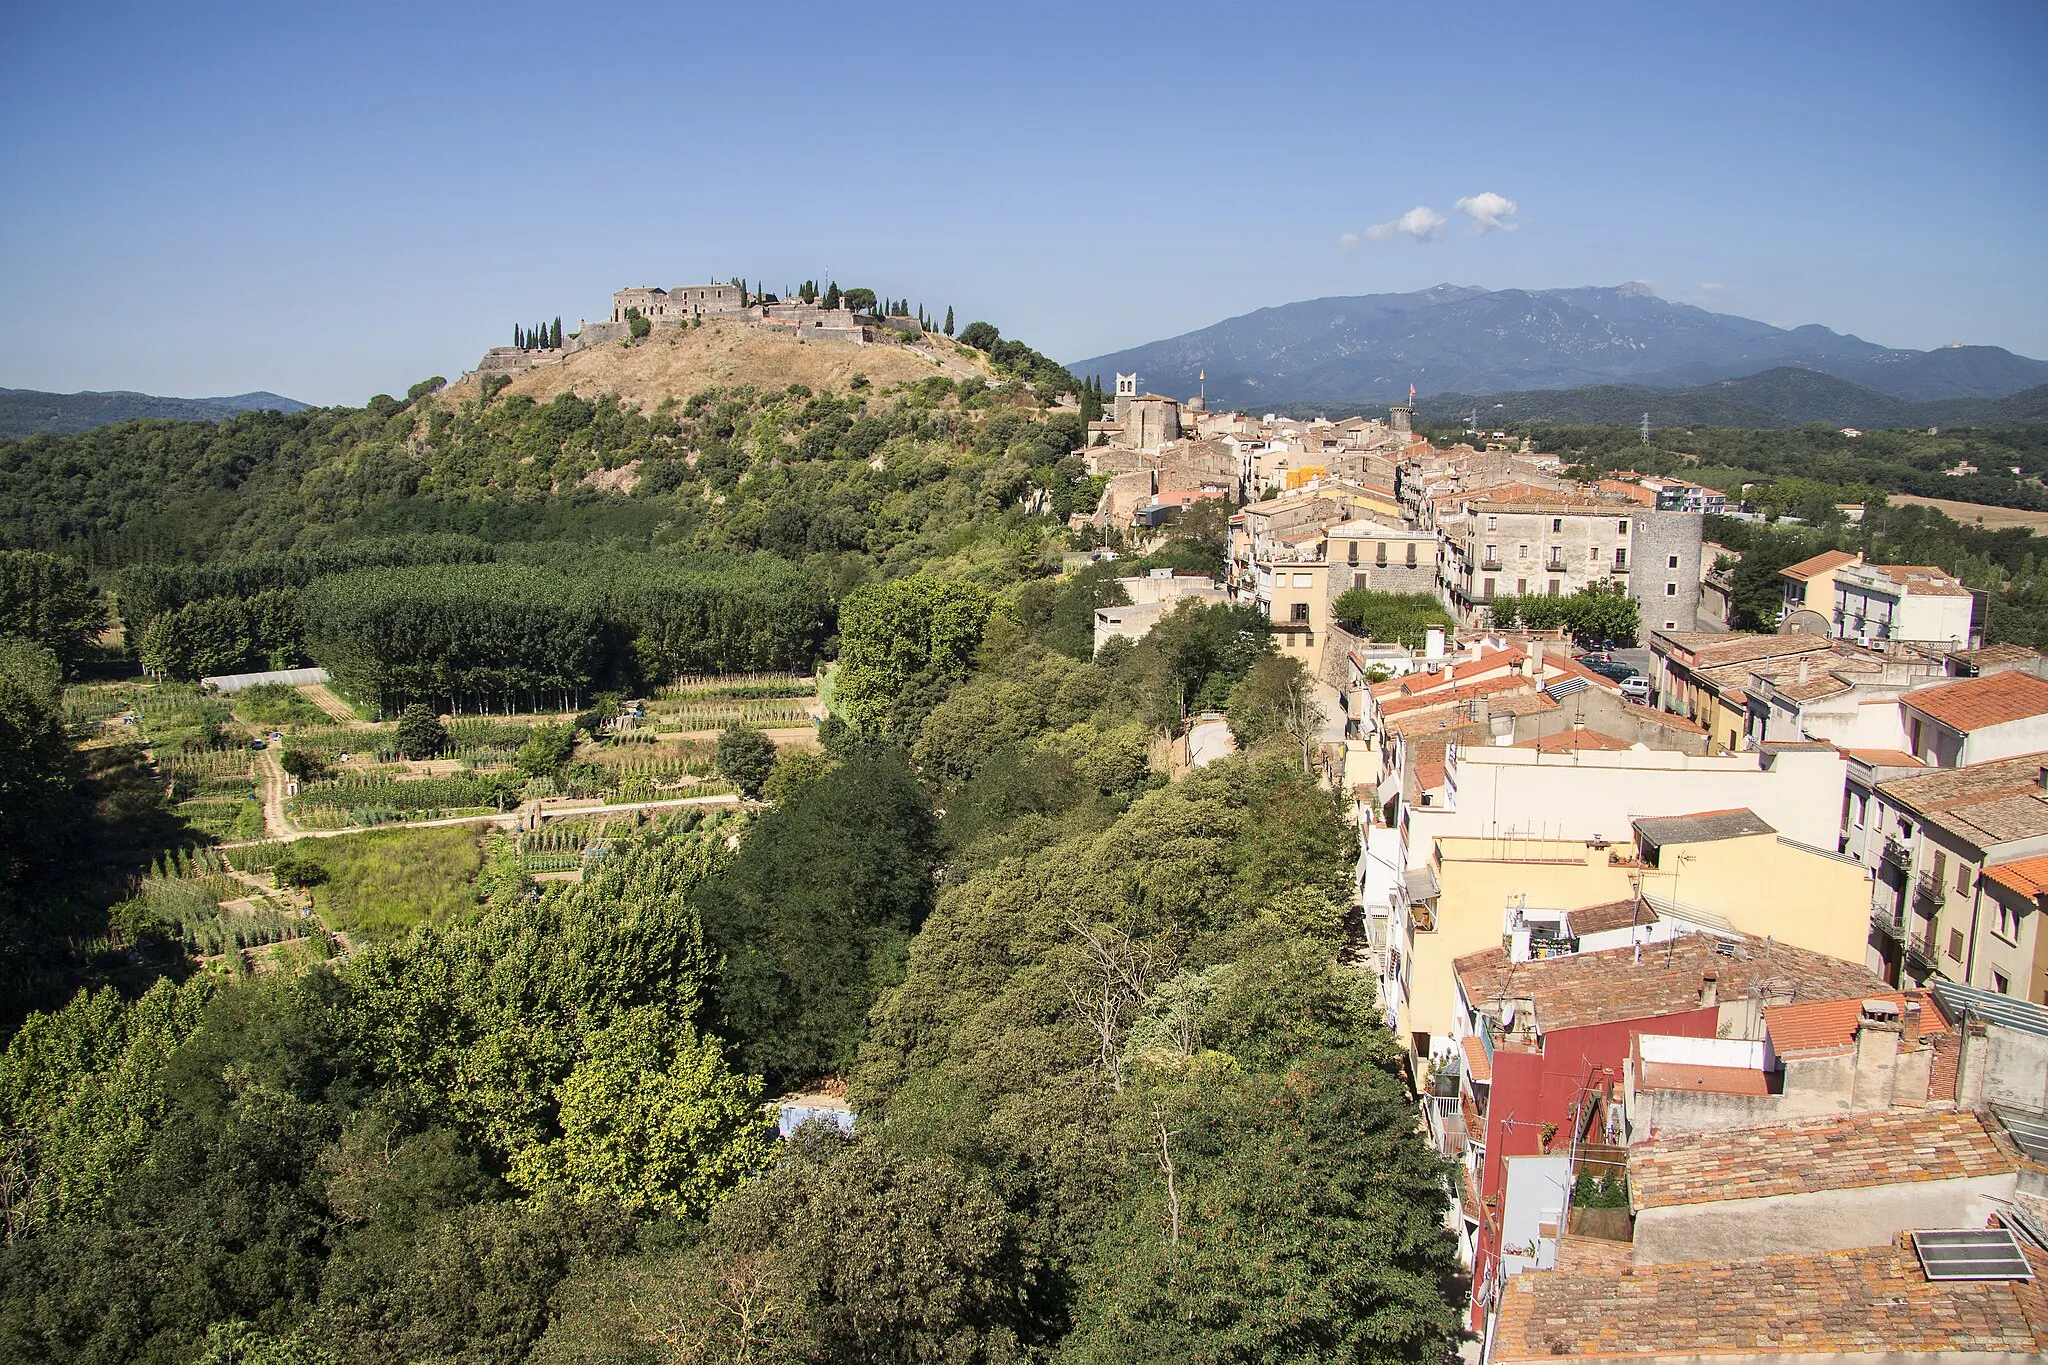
[1902,999,1922,1049]
[2036,765,2047,792]
[1531,641,1545,675]
[1698,971,1719,1008]
[1852,998,1904,1109]
[1426,627,1446,661]
[1798,659,1810,684]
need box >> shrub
[395,704,448,760]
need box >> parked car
[1580,657,1637,684]
[1620,674,1652,702]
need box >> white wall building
[1832,562,1978,648]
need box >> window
[1932,850,1948,885]
[1589,545,1600,562]
[1668,554,1680,570]
[1487,516,1498,530]
[1376,542,1388,567]
[1483,577,1496,598]
[1347,541,1359,566]
[1957,863,1972,894]
[1618,520,1630,535]
[1518,543,1530,560]
[1548,579,1560,597]
[1291,572,1312,588]
[1996,903,2020,940]
[1406,543,1418,566]
[1993,970,2010,995]
[1517,579,1527,595]
[1665,582,1678,596]
[1290,602,1310,623]
[1615,548,1627,569]
[1664,620,1677,629]
[1485,544,1498,563]
[1552,518,1563,532]
[1948,928,1965,959]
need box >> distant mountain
[1070,284,2048,411]
[1406,369,2048,430]
[0,388,310,438]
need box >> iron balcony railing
[1871,904,1906,942]
[1880,837,1911,870]
[1905,931,1938,972]
[1913,872,1945,910]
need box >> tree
[958,321,999,351]
[0,551,107,675]
[277,747,327,782]
[1330,588,1454,648]
[271,849,330,889]
[508,1006,771,1216]
[842,287,877,314]
[833,574,996,738]
[1226,653,1328,771]
[516,722,576,777]
[943,306,954,336]
[624,307,651,340]
[551,316,563,349]
[715,723,777,799]
[0,637,73,899]
[395,704,447,760]
[822,281,841,310]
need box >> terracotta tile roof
[1877,750,2048,820]
[1566,898,1658,934]
[1523,727,1632,755]
[1679,633,1836,671]
[1764,991,1908,1055]
[1552,1233,1635,1275]
[1379,673,1532,717]
[1630,1109,2012,1210]
[1488,1242,2048,1362]
[1633,808,1775,848]
[1618,701,1708,734]
[1842,747,1923,768]
[1780,548,1860,581]
[1456,932,1886,1036]
[1861,563,1973,597]
[1903,670,2048,733]
[1984,855,2048,902]
[1636,1060,1771,1095]
[1460,1033,1492,1085]
[1951,642,2043,670]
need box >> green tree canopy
[714,723,777,798]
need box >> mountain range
[0,388,310,439]
[1070,284,2048,418]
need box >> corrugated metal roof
[1635,808,1777,848]
[1931,980,2048,1039]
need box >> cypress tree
[513,324,522,349]
[943,306,954,336]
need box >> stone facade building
[611,283,745,323]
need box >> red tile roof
[1636,1061,1771,1095]
[1522,727,1632,754]
[1984,855,2048,901]
[1842,747,1924,768]
[1779,549,1860,581]
[1488,1242,2048,1362]
[1629,1109,2012,1210]
[1460,1033,1492,1085]
[1903,670,2048,733]
[1764,992,1907,1055]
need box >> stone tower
[1114,373,1137,426]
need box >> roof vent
[1861,998,1903,1024]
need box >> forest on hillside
[0,362,1465,1362]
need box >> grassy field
[307,824,487,943]
[1890,495,2048,533]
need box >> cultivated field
[1891,494,2048,534]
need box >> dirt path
[255,748,295,839]
[215,790,744,850]
[300,682,370,724]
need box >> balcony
[1905,931,1938,973]
[1871,904,1905,942]
[1880,837,1911,870]
[1913,872,1945,910]
[1480,558,1503,572]
[1423,1093,1466,1157]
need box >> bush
[395,704,448,760]
[517,723,577,777]
[715,723,777,799]
[272,850,330,889]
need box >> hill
[1070,283,2048,410]
[1410,370,2048,430]
[0,387,308,438]
[446,318,994,412]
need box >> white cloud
[1338,231,1360,253]
[1363,205,1448,243]
[1698,281,1725,294]
[1454,191,1519,234]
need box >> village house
[1834,561,1980,648]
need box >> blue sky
[2,0,2043,405]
